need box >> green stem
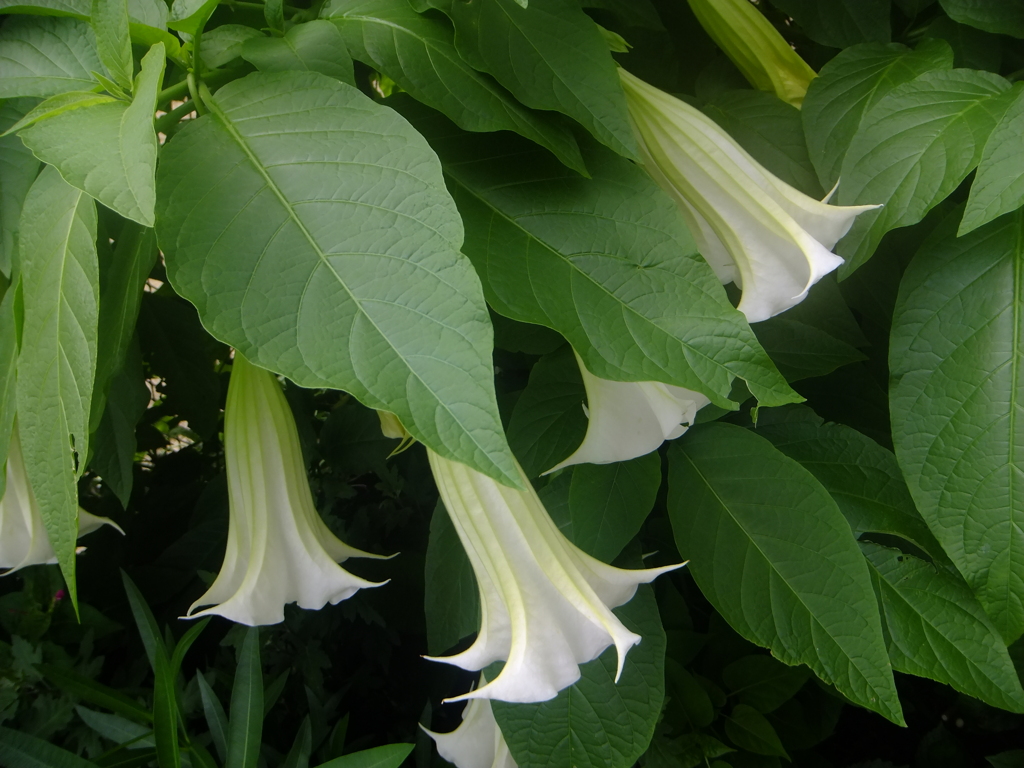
[157,78,191,106]
[155,100,197,133]
[187,72,207,115]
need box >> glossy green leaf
[155,70,519,487]
[18,42,163,226]
[767,0,890,48]
[397,100,798,410]
[702,89,822,198]
[442,0,638,161]
[226,628,263,768]
[863,542,1024,712]
[755,416,947,562]
[568,452,661,563]
[961,87,1024,235]
[506,345,587,478]
[0,726,98,768]
[91,0,132,92]
[890,208,1024,641]
[242,21,354,86]
[802,40,953,192]
[199,24,262,69]
[492,584,666,768]
[424,499,479,655]
[667,423,903,724]
[0,98,41,276]
[939,0,1024,37]
[197,670,229,763]
[836,68,1011,274]
[16,166,98,606]
[313,744,414,768]
[0,15,103,97]
[323,0,586,175]
[721,655,811,714]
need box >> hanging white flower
[547,350,711,472]
[0,424,121,574]
[422,675,517,768]
[426,450,683,703]
[186,353,388,626]
[619,68,880,323]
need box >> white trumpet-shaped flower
[422,676,517,768]
[686,0,816,108]
[186,353,387,626]
[619,68,880,323]
[548,351,711,472]
[0,425,121,574]
[426,450,683,703]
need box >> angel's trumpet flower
[686,0,816,107]
[422,675,517,768]
[547,351,711,472]
[0,424,121,573]
[186,354,387,626]
[619,68,880,323]
[426,450,683,703]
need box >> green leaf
[241,21,354,86]
[568,452,661,563]
[667,423,904,725]
[196,670,228,764]
[755,416,947,562]
[923,15,1003,72]
[153,646,181,768]
[312,744,414,768]
[836,68,1011,275]
[724,704,788,759]
[424,499,479,655]
[702,89,823,198]
[0,15,102,98]
[939,0,1024,37]
[264,0,284,32]
[506,345,587,478]
[4,91,118,134]
[802,39,953,193]
[961,87,1024,235]
[167,0,217,34]
[0,0,88,16]
[862,542,1024,712]
[323,0,587,175]
[91,0,132,92]
[441,0,638,161]
[0,98,41,276]
[492,583,666,768]
[76,706,154,748]
[989,751,1024,768]
[0,286,18,501]
[126,0,167,29]
[721,655,811,714]
[766,0,890,48]
[226,627,263,768]
[199,24,262,70]
[121,571,166,672]
[396,99,797,410]
[890,207,1024,641]
[156,71,519,486]
[282,717,312,768]
[38,663,152,723]
[18,42,164,225]
[0,725,98,768]
[16,166,98,607]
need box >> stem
[157,78,191,106]
[187,72,207,115]
[155,100,197,133]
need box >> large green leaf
[0,98,41,277]
[322,0,586,175]
[836,68,1011,274]
[492,583,666,768]
[91,0,132,92]
[396,100,798,409]
[423,499,479,655]
[961,87,1024,235]
[442,0,639,161]
[667,423,903,724]
[802,40,953,193]
[0,15,103,98]
[755,415,947,562]
[241,20,354,86]
[312,744,414,768]
[890,207,1024,641]
[939,0,1024,38]
[0,0,88,15]
[863,542,1024,712]
[18,43,164,226]
[16,166,98,606]
[767,0,890,48]
[155,71,519,486]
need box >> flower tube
[687,0,816,107]
[186,353,387,626]
[620,68,880,323]
[0,425,121,574]
[547,351,711,472]
[426,450,683,703]
[422,675,517,768]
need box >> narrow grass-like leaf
[39,663,152,723]
[196,670,228,763]
[76,706,154,748]
[153,648,181,768]
[121,571,165,671]
[226,627,263,768]
[282,717,312,768]
[0,726,98,768]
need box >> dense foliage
[1,0,1024,766]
